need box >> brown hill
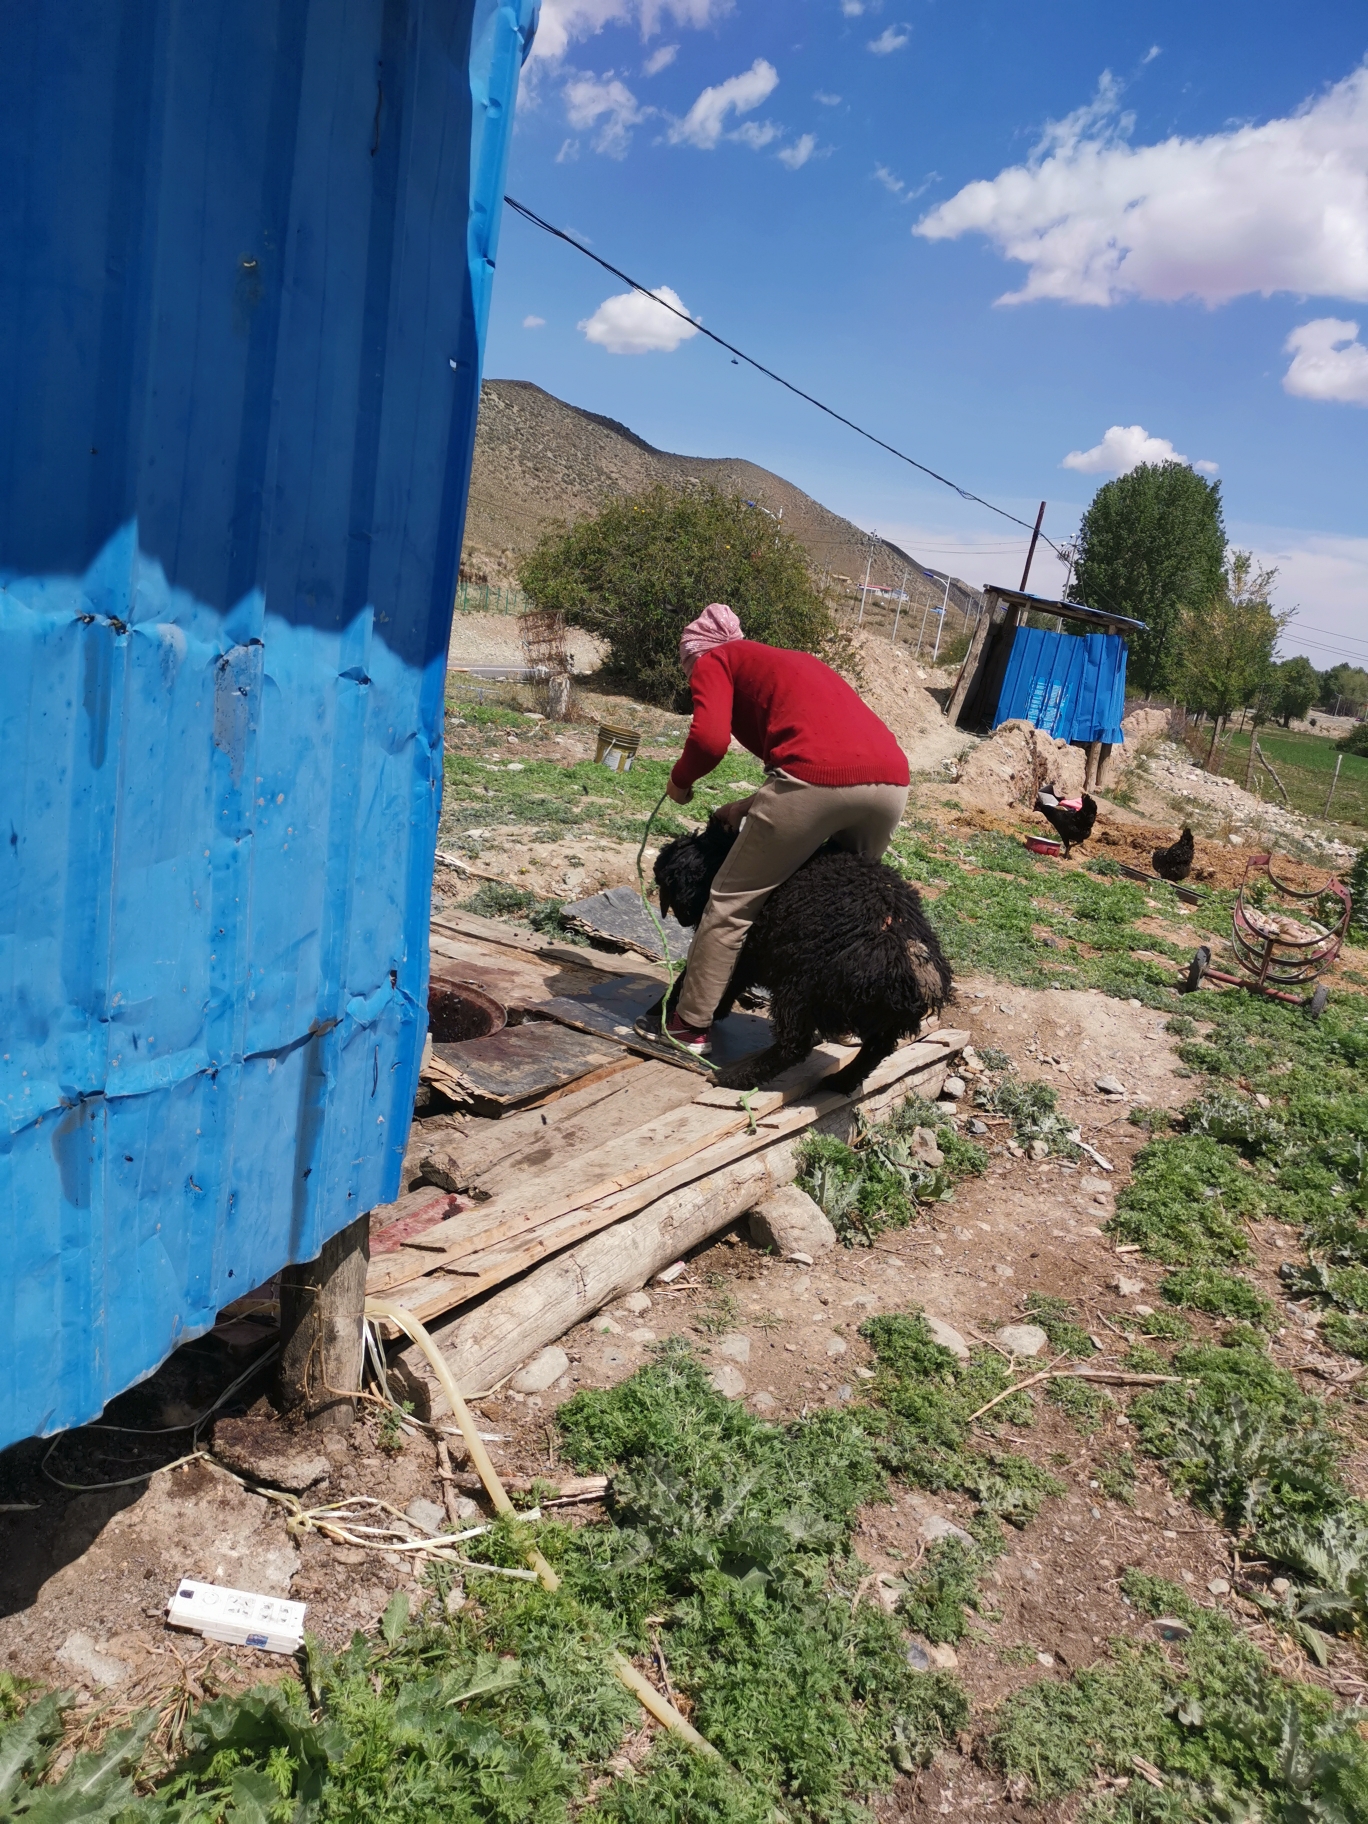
[462,379,982,651]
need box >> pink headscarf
[679,602,744,670]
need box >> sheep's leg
[712,994,812,1090]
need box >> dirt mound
[844,630,976,777]
[955,719,1087,812]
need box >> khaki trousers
[675,772,909,1028]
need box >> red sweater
[671,641,909,791]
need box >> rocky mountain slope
[462,379,982,644]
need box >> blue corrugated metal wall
[994,628,1128,747]
[0,0,539,1447]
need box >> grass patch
[1160,1266,1276,1326]
[984,1571,1368,1815]
[1046,1377,1111,1433]
[1216,725,1368,830]
[1023,1294,1096,1358]
[898,1537,992,1645]
[798,1099,986,1245]
[1109,1135,1256,1263]
[460,880,587,943]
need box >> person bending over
[650,602,909,1056]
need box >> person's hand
[666,778,693,805]
[714,794,755,831]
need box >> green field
[1215,725,1368,831]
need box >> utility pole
[857,531,876,625]
[1019,501,1046,594]
[931,571,952,664]
[890,567,908,642]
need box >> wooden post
[1084,741,1102,792]
[277,1211,371,1427]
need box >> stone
[1271,1577,1291,1596]
[748,1185,837,1258]
[1035,1651,1054,1668]
[511,1346,569,1394]
[996,1323,1049,1358]
[1207,1577,1230,1596]
[905,1493,974,1548]
[926,1642,959,1671]
[628,1327,657,1344]
[620,1291,652,1315]
[590,1315,621,1335]
[56,1631,131,1687]
[905,1640,931,1671]
[405,1498,446,1535]
[825,1335,847,1357]
[656,1260,687,1283]
[1254,1093,1271,1110]
[1114,1275,1145,1297]
[1028,1138,1050,1161]
[1133,1304,1154,1317]
[787,1251,814,1267]
[1095,1075,1126,1096]
[1006,1140,1025,1158]
[942,1074,966,1099]
[1152,1617,1193,1641]
[751,1391,777,1412]
[708,1364,746,1398]
[451,1496,481,1521]
[1080,1173,1110,1195]
[212,1417,331,1494]
[967,1118,988,1136]
[909,1126,945,1167]
[993,1263,1015,1278]
[717,1332,751,1364]
[923,1315,970,1361]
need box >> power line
[503,195,1066,559]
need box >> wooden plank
[945,595,997,725]
[378,1033,969,1334]
[430,1021,630,1107]
[432,909,669,981]
[368,1032,967,1302]
[368,1187,466,1256]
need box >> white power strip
[167,1579,306,1654]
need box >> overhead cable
[503,195,1066,558]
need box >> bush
[518,484,838,706]
[1334,721,1368,755]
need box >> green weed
[1159,1266,1276,1326]
[984,1572,1368,1817]
[1046,1378,1111,1433]
[1095,1451,1137,1506]
[1108,1135,1256,1263]
[797,1102,985,1245]
[898,1537,991,1645]
[1023,1294,1096,1358]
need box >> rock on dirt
[842,630,975,777]
[717,1333,752,1364]
[905,1492,975,1548]
[748,1185,837,1258]
[511,1346,569,1394]
[996,1323,1050,1358]
[956,719,1086,812]
[923,1315,971,1360]
[56,1630,134,1688]
[211,1417,331,1493]
[708,1364,746,1398]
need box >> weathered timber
[277,1211,370,1428]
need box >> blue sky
[484,1,1368,671]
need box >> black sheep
[1034,785,1098,857]
[651,814,953,1093]
[1152,825,1195,882]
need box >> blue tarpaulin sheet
[0,0,539,1448]
[993,628,1128,746]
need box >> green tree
[1318,663,1368,717]
[1071,462,1226,698]
[518,483,837,706]
[1177,553,1287,771]
[1272,654,1320,726]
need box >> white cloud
[578,284,700,353]
[1283,317,1368,406]
[563,70,649,156]
[522,315,547,329]
[643,43,678,74]
[668,57,779,148]
[555,137,579,162]
[1236,524,1368,665]
[778,133,817,169]
[869,25,909,54]
[1142,44,1161,65]
[841,2,865,15]
[733,118,781,149]
[874,163,904,194]
[814,90,843,106]
[531,0,732,64]
[1060,424,1218,476]
[916,61,1368,307]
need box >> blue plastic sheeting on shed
[0,0,539,1449]
[993,629,1129,747]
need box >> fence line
[455,579,526,616]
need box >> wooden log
[276,1211,370,1428]
[406,1141,803,1401]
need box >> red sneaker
[637,1006,712,1056]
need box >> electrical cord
[503,195,1066,560]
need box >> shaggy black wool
[653,814,953,1093]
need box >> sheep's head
[653,814,737,927]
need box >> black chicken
[1152,825,1195,882]
[1034,785,1098,857]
